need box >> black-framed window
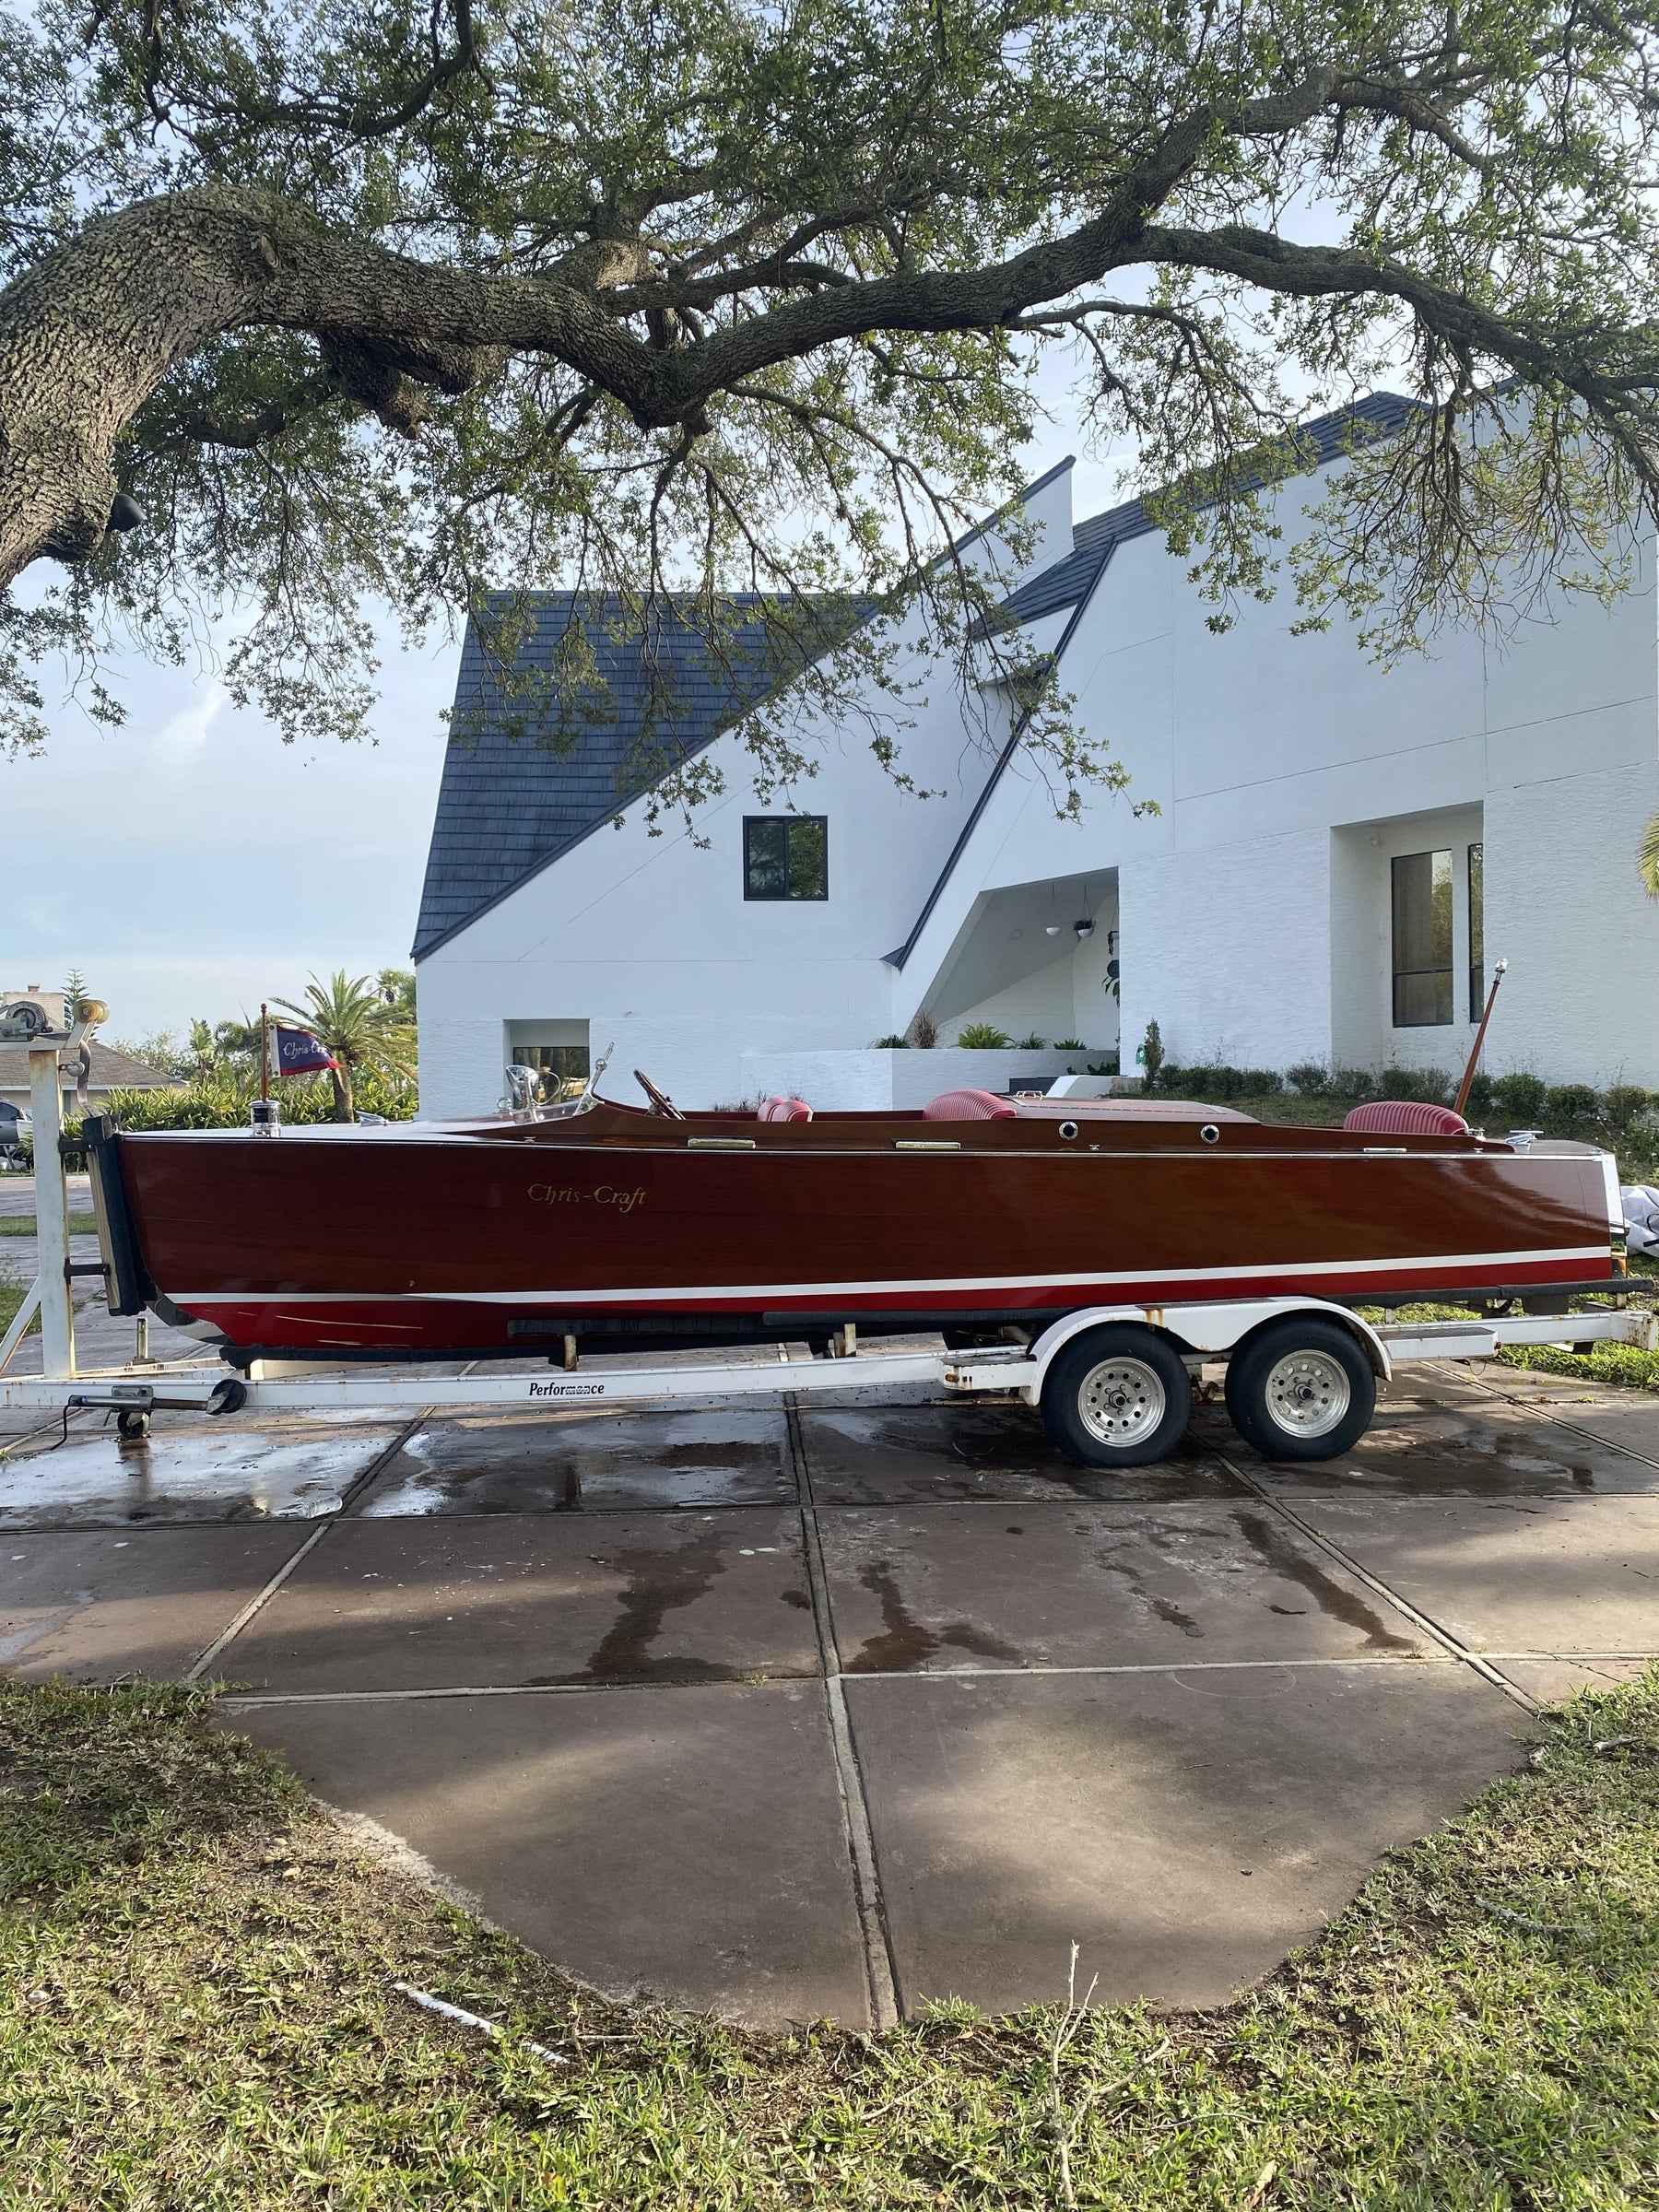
[1467,841,1484,1022]
[744,816,828,900]
[1392,848,1453,1026]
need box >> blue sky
[5,400,1120,1050]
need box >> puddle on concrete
[0,1427,399,1526]
[843,1559,1024,1673]
[360,1409,794,1516]
[802,1405,1243,1503]
[1230,1510,1417,1653]
[1224,1405,1659,1495]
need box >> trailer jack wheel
[207,1378,248,1417]
[1040,1324,1193,1468]
[1224,1318,1375,1462]
[115,1407,149,1441]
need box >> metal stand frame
[3,1043,1654,1431]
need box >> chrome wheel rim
[1264,1349,1350,1438]
[1077,1357,1167,1446]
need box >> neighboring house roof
[413,594,841,960]
[0,1042,178,1093]
[991,391,1419,632]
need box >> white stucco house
[413,394,1659,1114]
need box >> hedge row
[1152,1060,1655,1131]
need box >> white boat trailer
[4,1022,1656,1467]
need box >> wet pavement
[3,1350,1655,2029]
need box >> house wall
[904,459,1659,1088]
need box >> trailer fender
[1024,1298,1392,1392]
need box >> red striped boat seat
[757,1095,812,1122]
[1342,1100,1469,1136]
[922,1088,1018,1121]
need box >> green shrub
[871,1034,910,1048]
[1014,1032,1046,1050]
[1491,1070,1547,1123]
[1376,1065,1453,1104]
[1053,1038,1087,1052]
[953,1022,1012,1050]
[1087,1056,1119,1077]
[1545,1083,1603,1127]
[1286,1061,1330,1095]
[1330,1065,1378,1100]
[1603,1085,1652,1132]
[1464,1069,1495,1116]
[1140,1019,1164,1089]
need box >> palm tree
[274,971,416,1123]
[1641,814,1659,903]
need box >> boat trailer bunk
[3,1019,1654,1468]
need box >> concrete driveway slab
[0,1524,304,1680]
[0,1421,403,1526]
[1214,1396,1659,1497]
[800,1403,1246,1505]
[1472,1390,1659,1471]
[229,1509,818,1690]
[224,1680,868,2029]
[818,1501,1429,1671]
[359,1407,794,1517]
[1298,1495,1659,1653]
[845,1663,1528,2016]
[1500,1657,1653,1700]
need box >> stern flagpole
[1454,959,1509,1118]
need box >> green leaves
[6,0,1659,812]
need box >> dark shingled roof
[413,595,820,960]
[993,391,1420,631]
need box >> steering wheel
[634,1067,685,1119]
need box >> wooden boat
[84,1081,1622,1366]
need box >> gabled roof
[0,1042,177,1093]
[992,391,1419,631]
[412,452,1075,961]
[413,595,822,960]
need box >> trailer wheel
[1040,1324,1193,1467]
[1224,1318,1375,1462]
[115,1408,149,1441]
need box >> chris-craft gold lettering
[528,1182,646,1214]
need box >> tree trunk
[330,1064,355,1123]
[0,185,653,589]
[0,189,288,585]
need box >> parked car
[0,1100,29,1171]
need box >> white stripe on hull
[171,1243,1611,1310]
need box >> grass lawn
[1,1676,1656,2208]
[0,1216,99,1237]
[0,1256,33,1340]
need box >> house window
[514,1044,589,1083]
[1392,849,1453,1026]
[744,816,828,900]
[1467,841,1484,1021]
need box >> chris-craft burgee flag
[274,1026,339,1077]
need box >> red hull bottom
[178,1249,1606,1357]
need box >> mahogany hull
[98,1112,1618,1358]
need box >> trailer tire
[1224,1318,1375,1462]
[1040,1324,1193,1468]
